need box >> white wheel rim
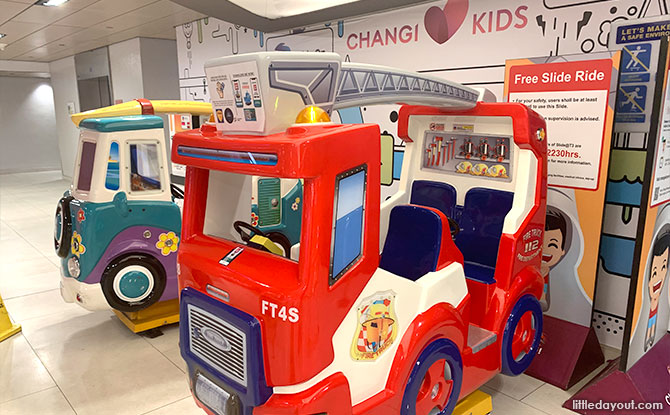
[113,265,155,303]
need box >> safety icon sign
[616,85,647,123]
[621,44,651,73]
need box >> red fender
[495,266,543,334]
[353,297,469,415]
[254,372,352,415]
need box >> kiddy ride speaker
[173,52,547,415]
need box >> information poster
[508,59,612,190]
[505,53,619,327]
[206,60,265,133]
[167,113,192,178]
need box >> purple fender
[83,225,179,302]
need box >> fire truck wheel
[401,338,463,415]
[266,232,292,259]
[101,254,167,313]
[54,196,74,258]
[501,294,543,376]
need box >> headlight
[67,256,80,278]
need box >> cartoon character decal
[541,208,568,311]
[487,164,508,178]
[472,163,488,176]
[351,291,398,361]
[455,161,472,174]
[644,231,670,351]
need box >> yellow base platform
[113,299,180,333]
[0,295,21,342]
[0,323,21,342]
[453,390,493,415]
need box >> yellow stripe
[71,100,213,126]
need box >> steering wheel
[233,220,267,243]
[447,217,460,239]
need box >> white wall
[108,38,143,103]
[49,56,79,178]
[140,38,180,100]
[74,47,110,81]
[0,77,60,173]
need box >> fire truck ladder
[267,56,486,116]
[333,62,481,110]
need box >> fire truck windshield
[202,170,303,262]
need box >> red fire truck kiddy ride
[172,52,547,415]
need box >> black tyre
[101,254,166,312]
[54,196,74,258]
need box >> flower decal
[292,197,301,211]
[251,212,259,227]
[77,209,85,222]
[71,231,86,256]
[156,231,179,256]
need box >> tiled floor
[0,171,619,415]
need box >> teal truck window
[77,141,96,191]
[129,143,161,191]
[330,165,367,284]
[105,142,120,190]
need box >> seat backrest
[455,188,514,269]
[410,180,457,219]
[380,205,444,281]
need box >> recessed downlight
[34,0,70,6]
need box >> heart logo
[424,0,469,44]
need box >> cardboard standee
[564,334,670,415]
[604,25,670,372]
[504,52,619,389]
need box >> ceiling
[171,0,429,32]
[0,0,205,62]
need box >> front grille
[188,304,247,387]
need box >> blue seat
[380,205,444,281]
[455,188,514,284]
[410,180,457,219]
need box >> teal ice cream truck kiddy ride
[55,99,212,319]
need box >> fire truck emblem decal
[201,327,233,352]
[350,290,398,361]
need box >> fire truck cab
[173,52,547,415]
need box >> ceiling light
[0,33,6,39]
[34,0,70,7]
[227,0,358,19]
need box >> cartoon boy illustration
[644,231,670,351]
[351,291,398,361]
[541,209,568,311]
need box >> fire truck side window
[76,141,96,192]
[129,143,162,192]
[330,165,367,285]
[105,141,120,191]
